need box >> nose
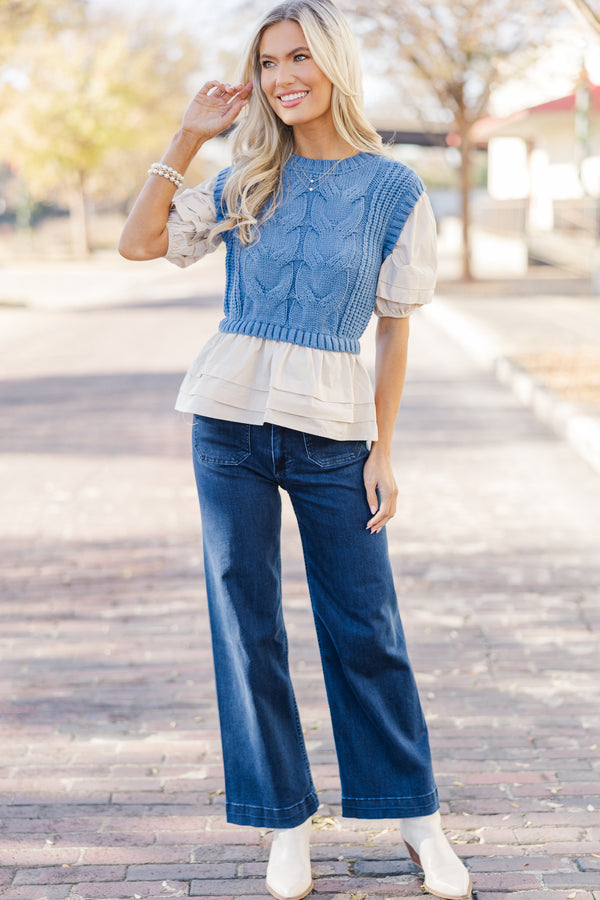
[275,61,294,89]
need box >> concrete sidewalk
[431,221,600,477]
[1,252,600,899]
[430,281,600,476]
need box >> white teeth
[279,91,308,102]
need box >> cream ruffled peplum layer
[175,331,378,441]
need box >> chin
[276,106,324,128]
[279,112,310,126]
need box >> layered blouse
[166,175,437,441]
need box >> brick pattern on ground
[1,257,600,899]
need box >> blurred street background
[1,1,600,898]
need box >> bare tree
[564,0,600,32]
[350,0,567,280]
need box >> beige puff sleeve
[165,176,221,268]
[375,192,437,318]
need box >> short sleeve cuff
[374,193,437,313]
[374,292,433,318]
[165,177,220,268]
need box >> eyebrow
[259,45,310,60]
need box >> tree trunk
[459,122,473,281]
[69,170,91,258]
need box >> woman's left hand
[363,444,398,534]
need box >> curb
[425,298,600,477]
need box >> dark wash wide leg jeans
[192,415,439,828]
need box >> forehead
[259,19,307,56]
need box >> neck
[292,122,355,161]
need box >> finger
[366,492,397,533]
[199,80,223,96]
[210,81,244,98]
[364,477,379,519]
[234,81,253,98]
[225,82,253,104]
[366,504,388,532]
[225,84,253,114]
[221,95,251,127]
[206,82,233,99]
[367,513,390,534]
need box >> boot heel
[401,812,472,900]
[265,817,313,900]
[404,840,421,867]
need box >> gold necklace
[290,155,347,191]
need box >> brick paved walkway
[1,255,600,899]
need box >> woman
[119,2,471,898]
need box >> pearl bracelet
[148,163,184,188]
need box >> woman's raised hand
[118,79,252,261]
[181,80,253,143]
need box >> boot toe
[266,875,313,900]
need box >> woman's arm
[118,80,252,261]
[363,315,410,534]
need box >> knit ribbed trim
[218,318,360,354]
[289,151,371,172]
[382,173,425,259]
[214,167,232,222]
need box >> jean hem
[341,787,439,819]
[225,789,320,828]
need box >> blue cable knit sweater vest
[214,152,424,354]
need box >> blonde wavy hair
[212,0,384,245]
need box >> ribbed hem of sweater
[218,318,360,353]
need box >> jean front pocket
[303,433,369,469]
[192,415,251,466]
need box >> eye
[261,60,275,68]
[294,53,309,61]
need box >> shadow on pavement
[86,292,225,313]
[0,372,190,457]
[0,371,556,457]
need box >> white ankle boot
[265,816,313,900]
[400,811,472,899]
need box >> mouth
[277,90,309,108]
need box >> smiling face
[258,19,334,136]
